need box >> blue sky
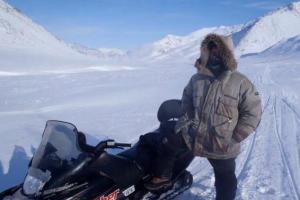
[7,0,296,50]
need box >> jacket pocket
[213,96,238,139]
[208,95,239,154]
[211,127,231,153]
[216,95,238,117]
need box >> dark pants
[208,158,237,200]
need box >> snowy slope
[3,0,299,66]
[128,25,244,64]
[260,35,300,57]
[70,43,126,60]
[0,0,128,63]
[240,35,300,64]
[233,1,300,56]
[127,1,300,63]
[0,0,121,71]
[0,0,78,54]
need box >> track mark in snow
[237,96,271,180]
[281,99,300,122]
[182,160,216,199]
[273,96,300,200]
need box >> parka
[176,33,262,159]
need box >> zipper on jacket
[193,79,219,153]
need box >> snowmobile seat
[90,152,144,187]
[118,143,139,160]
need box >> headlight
[22,167,51,196]
[23,174,46,195]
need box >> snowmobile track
[281,98,300,122]
[273,96,300,200]
[237,96,271,179]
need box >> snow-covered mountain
[0,0,127,63]
[127,1,300,63]
[0,0,78,54]
[70,43,126,60]
[259,35,300,57]
[2,0,300,67]
[233,1,300,56]
[0,0,118,71]
[127,25,244,63]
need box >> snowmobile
[0,100,194,200]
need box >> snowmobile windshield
[30,120,86,179]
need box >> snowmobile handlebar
[94,139,131,155]
[114,142,132,148]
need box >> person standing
[175,33,262,200]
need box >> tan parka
[176,33,262,159]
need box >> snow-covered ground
[0,62,194,189]
[1,53,300,200]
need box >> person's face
[207,41,222,65]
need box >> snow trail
[236,96,271,180]
[273,97,300,199]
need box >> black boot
[144,177,172,191]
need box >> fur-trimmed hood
[195,33,237,72]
